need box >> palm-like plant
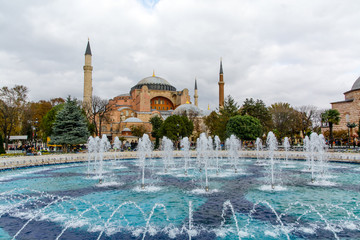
[321,109,341,147]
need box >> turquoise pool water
[0,157,359,239]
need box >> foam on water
[133,186,162,192]
[308,180,337,187]
[259,185,288,191]
[96,181,123,187]
[190,188,219,194]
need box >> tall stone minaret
[218,58,225,108]
[83,39,93,109]
[194,78,198,107]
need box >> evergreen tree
[240,98,272,132]
[150,115,163,149]
[50,97,90,152]
[0,134,5,154]
[40,103,65,142]
[160,115,193,142]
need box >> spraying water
[266,131,278,189]
[214,136,221,175]
[303,136,311,170]
[98,134,110,183]
[180,137,191,175]
[161,136,173,173]
[255,137,263,164]
[283,137,290,165]
[138,134,152,189]
[113,136,121,161]
[197,133,210,192]
[225,135,240,173]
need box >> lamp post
[34,118,38,150]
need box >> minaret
[194,78,198,107]
[83,39,93,109]
[218,58,225,108]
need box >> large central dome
[131,75,176,92]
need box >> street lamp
[34,118,38,150]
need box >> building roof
[331,99,354,104]
[123,117,143,123]
[131,75,176,92]
[173,103,201,115]
[220,58,223,74]
[351,76,360,91]
[85,40,92,55]
[122,127,131,132]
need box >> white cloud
[1,0,360,110]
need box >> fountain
[113,136,121,161]
[180,137,191,175]
[266,131,278,190]
[303,135,311,170]
[225,135,240,173]
[214,135,221,175]
[197,133,210,192]
[0,131,359,239]
[161,136,173,173]
[283,137,290,165]
[138,134,152,189]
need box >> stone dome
[351,76,360,91]
[131,75,176,92]
[123,117,143,123]
[173,103,201,116]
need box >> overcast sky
[1,0,360,111]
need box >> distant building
[330,75,360,136]
[83,41,224,142]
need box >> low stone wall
[0,150,360,170]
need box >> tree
[240,98,272,132]
[150,115,163,149]
[130,125,147,138]
[219,95,240,119]
[0,85,28,149]
[50,97,90,152]
[269,102,300,140]
[84,95,112,136]
[50,97,65,106]
[204,96,240,142]
[40,104,65,142]
[226,115,262,140]
[22,100,53,142]
[0,134,5,154]
[296,105,318,136]
[204,111,223,139]
[160,115,193,142]
[321,109,340,147]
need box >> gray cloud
[1,0,360,111]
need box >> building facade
[330,76,360,137]
[83,41,224,142]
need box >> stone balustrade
[0,150,359,170]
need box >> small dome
[123,117,143,123]
[131,75,176,92]
[122,127,131,132]
[173,103,201,116]
[351,76,360,91]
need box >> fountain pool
[0,157,359,240]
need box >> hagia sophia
[83,40,224,142]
